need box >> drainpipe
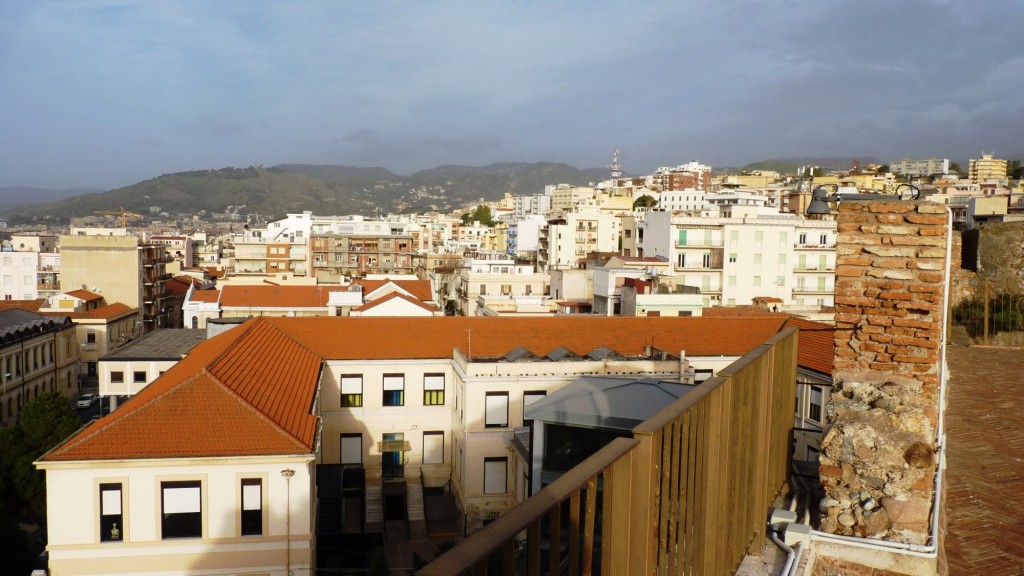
[281,468,295,575]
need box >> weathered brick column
[818,200,948,545]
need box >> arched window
[191,316,199,329]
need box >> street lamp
[281,468,295,576]
[805,183,920,216]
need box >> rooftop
[100,328,207,361]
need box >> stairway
[407,479,428,541]
[365,480,383,533]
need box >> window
[755,231,763,243]
[798,233,807,244]
[133,371,146,383]
[485,392,509,428]
[779,254,787,265]
[241,479,262,536]
[423,431,444,464]
[753,276,762,287]
[340,375,362,407]
[383,374,404,406]
[729,253,737,263]
[87,331,97,344]
[111,371,124,384]
[702,253,711,268]
[729,230,738,242]
[500,284,512,295]
[753,253,762,265]
[728,276,737,287]
[522,391,546,426]
[161,481,202,539]
[484,457,508,494]
[479,284,487,295]
[809,386,823,423]
[100,483,123,542]
[423,374,444,406]
[340,433,362,464]
[820,234,828,245]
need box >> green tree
[632,194,658,209]
[462,205,495,227]
[876,164,889,174]
[1008,159,1022,180]
[949,162,962,175]
[21,390,82,452]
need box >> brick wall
[819,200,949,545]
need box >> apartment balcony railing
[793,266,834,273]
[420,327,797,576]
[793,243,836,250]
[792,287,831,295]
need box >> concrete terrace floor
[944,345,1024,574]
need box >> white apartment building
[548,184,597,212]
[456,253,547,316]
[642,209,837,309]
[890,157,949,177]
[538,209,622,271]
[1,250,40,301]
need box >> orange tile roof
[42,319,321,462]
[702,307,834,375]
[188,289,221,303]
[355,279,434,301]
[267,316,788,360]
[219,285,345,308]
[65,289,104,302]
[41,315,795,463]
[0,299,45,312]
[40,302,136,320]
[352,291,437,313]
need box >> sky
[1,1,1022,190]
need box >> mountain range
[0,157,880,225]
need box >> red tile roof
[268,316,788,360]
[219,285,344,308]
[40,302,136,320]
[352,291,437,313]
[42,319,321,462]
[0,299,45,312]
[189,289,221,303]
[41,315,796,463]
[355,279,434,302]
[702,307,834,375]
[65,289,104,302]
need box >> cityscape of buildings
[0,151,1021,575]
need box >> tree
[876,165,889,174]
[0,391,83,523]
[949,162,962,176]
[462,205,495,227]
[1008,159,1022,180]
[632,194,658,209]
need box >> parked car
[76,393,98,409]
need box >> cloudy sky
[2,1,1022,190]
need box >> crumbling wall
[819,201,947,545]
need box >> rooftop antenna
[609,149,622,179]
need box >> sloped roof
[526,376,695,430]
[267,316,788,360]
[702,307,834,376]
[219,285,344,309]
[355,279,433,302]
[188,289,221,303]
[64,289,104,302]
[39,302,136,320]
[41,319,321,462]
[0,299,45,312]
[351,291,437,313]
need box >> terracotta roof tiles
[65,289,104,302]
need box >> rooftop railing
[419,326,797,576]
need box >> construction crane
[94,207,142,228]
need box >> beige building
[59,233,172,331]
[0,309,79,427]
[42,290,140,377]
[969,152,1009,183]
[37,315,792,574]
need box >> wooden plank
[658,425,672,570]
[569,489,580,576]
[502,539,515,575]
[527,518,541,576]
[628,430,660,575]
[667,414,683,575]
[679,409,693,576]
[582,477,597,575]
[700,386,725,575]
[550,500,562,576]
[603,452,633,575]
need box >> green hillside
[2,162,607,225]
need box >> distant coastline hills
[0,157,878,225]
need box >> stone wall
[819,201,948,546]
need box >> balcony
[793,243,836,250]
[419,328,797,575]
[792,287,831,295]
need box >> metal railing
[419,327,797,576]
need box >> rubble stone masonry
[819,200,949,545]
